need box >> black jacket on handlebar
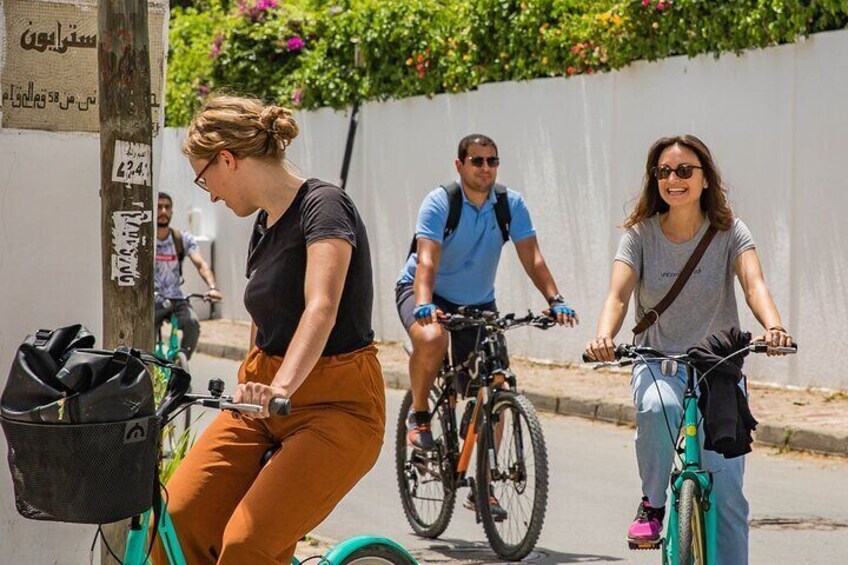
[687,327,758,459]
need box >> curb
[196,341,848,458]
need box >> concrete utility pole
[98,1,154,562]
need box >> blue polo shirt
[397,183,535,305]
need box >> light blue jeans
[631,361,748,565]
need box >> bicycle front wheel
[395,389,456,538]
[677,478,707,564]
[476,391,549,561]
[338,543,415,564]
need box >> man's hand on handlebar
[206,288,223,302]
[413,303,444,326]
[584,336,617,363]
[545,300,579,327]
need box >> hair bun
[259,106,299,147]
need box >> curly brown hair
[624,135,734,230]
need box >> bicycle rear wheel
[476,391,548,561]
[677,478,707,564]
[338,543,415,564]
[395,389,456,538]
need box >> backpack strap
[632,224,718,335]
[492,183,511,243]
[406,182,465,257]
[441,182,464,238]
[170,228,185,279]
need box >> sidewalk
[198,319,848,457]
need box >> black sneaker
[406,410,435,451]
[463,489,508,522]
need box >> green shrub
[165,0,848,125]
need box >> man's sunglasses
[193,153,219,191]
[465,156,500,168]
[652,164,703,180]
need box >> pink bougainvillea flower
[566,66,575,75]
[287,36,306,52]
[292,88,303,105]
[657,1,666,10]
[642,0,651,6]
[209,34,224,59]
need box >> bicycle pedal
[628,540,661,550]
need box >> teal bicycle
[585,334,797,564]
[154,292,209,449]
[122,355,418,565]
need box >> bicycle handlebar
[582,340,798,367]
[188,394,291,417]
[438,309,556,332]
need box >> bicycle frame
[662,363,716,565]
[154,311,182,362]
[427,327,516,492]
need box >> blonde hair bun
[260,106,299,147]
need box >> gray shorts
[395,283,498,396]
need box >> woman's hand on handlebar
[207,288,223,302]
[585,335,617,363]
[753,326,794,357]
[233,381,288,419]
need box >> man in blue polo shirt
[396,134,578,461]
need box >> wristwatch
[547,294,565,306]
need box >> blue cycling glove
[550,301,576,318]
[413,303,437,321]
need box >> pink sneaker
[627,496,664,549]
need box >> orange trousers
[152,344,386,564]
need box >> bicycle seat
[261,445,281,467]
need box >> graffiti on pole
[111,209,152,287]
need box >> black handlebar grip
[582,352,594,363]
[269,397,291,416]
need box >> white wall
[160,30,848,389]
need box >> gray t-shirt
[615,216,755,354]
[154,230,198,302]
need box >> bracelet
[208,286,218,291]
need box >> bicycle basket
[1,325,159,523]
[2,415,160,523]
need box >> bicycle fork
[663,394,717,565]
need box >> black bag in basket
[1,324,159,524]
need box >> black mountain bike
[395,309,554,561]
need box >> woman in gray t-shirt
[584,135,793,564]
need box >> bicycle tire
[476,391,548,561]
[677,478,707,565]
[395,389,456,538]
[338,543,415,565]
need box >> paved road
[190,353,848,564]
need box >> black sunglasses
[466,156,500,168]
[194,153,219,191]
[652,164,703,180]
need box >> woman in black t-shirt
[154,95,385,565]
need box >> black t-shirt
[244,178,374,357]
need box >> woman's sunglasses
[652,164,702,180]
[465,156,500,168]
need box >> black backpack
[407,182,511,257]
